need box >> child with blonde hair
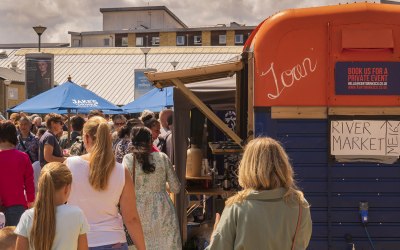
[15,162,89,250]
[0,226,17,250]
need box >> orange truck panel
[249,3,400,107]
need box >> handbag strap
[18,135,33,162]
[18,135,28,150]
[291,203,303,250]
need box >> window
[72,39,80,47]
[219,35,226,44]
[104,38,110,46]
[152,37,160,46]
[194,35,202,45]
[121,37,128,47]
[8,87,18,100]
[136,37,144,46]
[235,34,244,44]
[176,36,185,45]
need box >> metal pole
[145,54,147,68]
[3,80,11,117]
[67,108,71,143]
[38,34,41,52]
[3,83,6,116]
[33,25,46,52]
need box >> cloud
[0,0,377,44]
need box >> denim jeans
[5,205,26,226]
[89,242,128,250]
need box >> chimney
[0,50,7,59]
[10,61,18,71]
[230,22,242,27]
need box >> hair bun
[141,114,155,122]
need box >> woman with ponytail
[15,162,89,250]
[122,126,181,250]
[65,116,145,250]
[140,114,161,152]
[206,137,312,250]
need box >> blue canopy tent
[122,87,173,113]
[8,80,124,114]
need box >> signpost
[134,68,157,100]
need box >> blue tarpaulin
[8,81,124,114]
[122,87,173,113]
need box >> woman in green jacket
[207,137,312,250]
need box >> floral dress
[122,152,182,250]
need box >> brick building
[69,6,255,48]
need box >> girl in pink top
[0,121,34,226]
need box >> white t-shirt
[31,161,41,193]
[66,156,126,247]
[15,205,89,250]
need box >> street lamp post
[3,79,11,116]
[140,47,151,68]
[170,61,179,70]
[33,25,47,52]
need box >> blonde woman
[206,137,312,250]
[65,116,145,250]
[15,162,89,250]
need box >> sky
[0,0,385,44]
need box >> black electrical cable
[363,225,376,250]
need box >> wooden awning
[144,60,244,146]
[145,60,243,87]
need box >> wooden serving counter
[208,142,243,155]
[186,176,212,180]
[186,187,237,196]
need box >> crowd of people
[0,109,312,249]
[0,109,179,250]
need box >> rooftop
[0,43,70,49]
[100,6,188,28]
[0,46,242,105]
[0,66,25,82]
[68,24,255,36]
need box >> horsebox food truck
[146,3,400,249]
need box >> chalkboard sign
[331,120,400,156]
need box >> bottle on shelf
[222,163,231,191]
[186,138,203,177]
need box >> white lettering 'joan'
[260,57,317,100]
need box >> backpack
[157,131,172,154]
[69,136,86,156]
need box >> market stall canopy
[122,87,173,113]
[144,59,244,243]
[8,80,124,114]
